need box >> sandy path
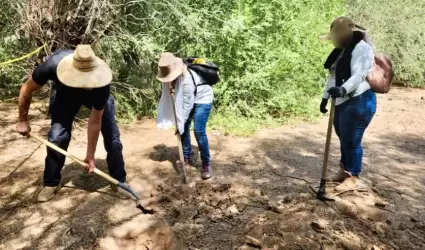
[1,88,424,250]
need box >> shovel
[316,98,336,201]
[168,82,188,184]
[29,133,154,213]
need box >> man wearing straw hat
[16,45,127,202]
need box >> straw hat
[156,52,185,82]
[56,44,112,88]
[320,16,364,41]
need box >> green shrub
[4,0,422,135]
[349,0,425,87]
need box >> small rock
[262,235,283,249]
[220,203,228,210]
[150,189,159,197]
[237,245,251,250]
[311,219,327,232]
[374,201,389,207]
[322,242,337,250]
[410,217,419,223]
[247,225,263,240]
[225,205,239,217]
[253,189,263,197]
[268,199,286,214]
[340,239,361,250]
[269,204,285,214]
[188,181,197,189]
[209,194,221,207]
[299,193,310,199]
[245,235,262,247]
[213,183,231,192]
[371,245,382,250]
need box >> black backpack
[183,56,220,95]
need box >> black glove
[327,87,347,98]
[320,98,328,114]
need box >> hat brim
[156,67,183,83]
[57,54,112,88]
[320,27,364,42]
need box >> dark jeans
[334,89,376,176]
[44,94,126,187]
[181,103,213,166]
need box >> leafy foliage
[349,0,425,87]
[0,0,422,134]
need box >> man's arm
[16,77,42,135]
[83,108,104,172]
[84,85,110,172]
[86,108,104,160]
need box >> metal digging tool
[168,82,188,184]
[317,98,336,201]
[29,133,154,214]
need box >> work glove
[327,87,347,98]
[320,98,328,114]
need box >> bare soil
[1,88,425,250]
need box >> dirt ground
[1,87,425,250]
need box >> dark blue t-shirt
[32,49,110,111]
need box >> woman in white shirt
[320,17,377,192]
[157,53,214,180]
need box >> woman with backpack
[320,17,377,192]
[157,52,214,180]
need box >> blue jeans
[334,90,376,176]
[181,103,213,166]
[45,92,126,186]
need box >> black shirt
[32,49,110,111]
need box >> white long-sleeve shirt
[323,40,374,105]
[156,69,214,134]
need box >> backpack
[367,53,394,94]
[183,57,220,95]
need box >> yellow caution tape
[0,43,48,68]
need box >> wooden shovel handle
[321,98,336,179]
[29,133,119,185]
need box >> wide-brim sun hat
[156,52,185,83]
[57,44,112,88]
[320,16,365,41]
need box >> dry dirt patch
[1,88,425,249]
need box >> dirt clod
[340,239,362,250]
[410,217,419,223]
[237,245,252,250]
[374,201,389,207]
[213,183,231,192]
[245,235,262,248]
[225,204,239,217]
[311,219,328,232]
